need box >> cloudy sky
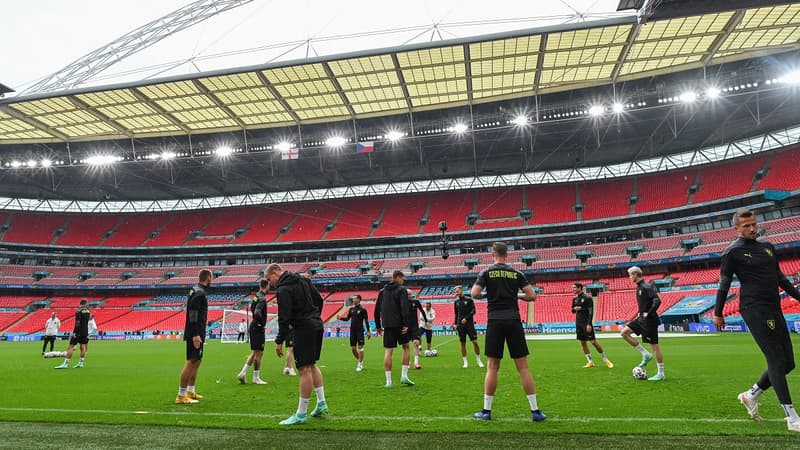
[2,0,628,96]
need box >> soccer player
[620,266,665,381]
[420,302,436,353]
[88,314,98,337]
[571,282,613,368]
[337,294,371,371]
[237,280,269,384]
[453,285,484,369]
[713,208,800,431]
[237,319,247,343]
[267,263,328,425]
[175,269,211,404]
[42,312,60,354]
[471,242,545,422]
[409,292,427,369]
[374,270,414,387]
[54,299,90,369]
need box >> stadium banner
[688,322,750,332]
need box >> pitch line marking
[0,407,782,424]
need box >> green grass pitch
[1,333,799,448]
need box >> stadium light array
[511,115,528,126]
[215,145,234,157]
[451,123,468,134]
[588,105,605,117]
[386,130,404,141]
[705,87,721,99]
[678,91,697,103]
[326,136,347,147]
[85,155,122,166]
[10,160,22,168]
[41,159,52,168]
[26,159,37,168]
[612,103,624,113]
[276,141,292,152]
[161,151,176,160]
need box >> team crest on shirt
[764,248,773,257]
[767,319,776,330]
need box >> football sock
[253,370,260,380]
[79,357,84,363]
[748,384,765,399]
[483,394,494,411]
[62,358,70,365]
[401,365,409,378]
[297,397,310,415]
[463,357,468,365]
[187,385,195,394]
[476,356,482,364]
[782,404,799,422]
[178,387,187,397]
[634,344,649,356]
[527,394,539,411]
[385,371,392,384]
[657,363,664,376]
[241,363,250,374]
[601,352,608,360]
[414,355,419,365]
[585,354,593,362]
[314,386,326,403]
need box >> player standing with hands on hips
[175,270,211,404]
[714,208,800,431]
[471,242,545,422]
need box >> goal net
[220,308,279,343]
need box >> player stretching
[175,269,211,404]
[54,299,90,369]
[237,279,269,384]
[338,294,371,371]
[409,293,427,369]
[571,282,613,368]
[472,242,545,422]
[620,266,664,381]
[714,208,800,431]
[375,270,414,387]
[453,286,483,368]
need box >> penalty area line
[0,407,779,423]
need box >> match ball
[431,349,438,356]
[424,350,432,357]
[632,366,647,380]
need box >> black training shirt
[572,292,593,326]
[454,295,476,324]
[474,263,529,321]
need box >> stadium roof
[2,2,800,144]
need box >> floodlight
[612,103,624,113]
[161,151,176,160]
[780,71,800,84]
[386,130,403,141]
[26,160,37,168]
[511,115,528,126]
[326,136,347,147]
[85,155,121,166]
[276,141,292,152]
[215,146,234,157]
[452,123,468,133]
[588,105,604,117]
[10,160,21,168]
[41,159,52,168]
[678,91,697,103]
[705,87,720,99]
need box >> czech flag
[356,141,374,153]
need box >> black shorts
[349,331,365,347]
[382,327,411,348]
[576,324,596,341]
[485,319,528,359]
[69,335,89,346]
[292,326,323,368]
[408,324,421,341]
[420,328,433,343]
[626,317,659,344]
[457,322,478,343]
[185,338,203,361]
[249,324,265,351]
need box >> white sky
[2,0,628,96]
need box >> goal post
[220,308,279,343]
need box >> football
[424,350,432,357]
[632,366,647,380]
[431,349,438,356]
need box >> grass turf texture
[1,333,799,446]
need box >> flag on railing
[280,148,299,160]
[356,141,374,153]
